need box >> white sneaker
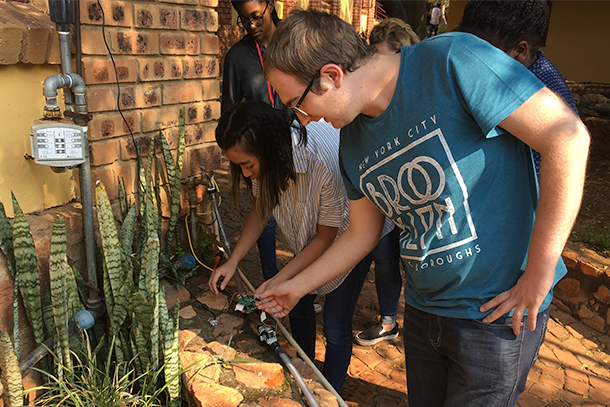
[313,299,322,314]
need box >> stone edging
[555,241,610,335]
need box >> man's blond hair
[369,18,420,51]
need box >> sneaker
[313,299,323,314]
[355,323,399,346]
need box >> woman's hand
[208,262,237,295]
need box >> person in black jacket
[222,0,285,112]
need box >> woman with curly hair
[208,101,384,392]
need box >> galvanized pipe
[54,20,101,310]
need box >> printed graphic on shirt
[359,128,477,262]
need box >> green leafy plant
[30,332,183,407]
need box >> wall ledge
[0,1,61,65]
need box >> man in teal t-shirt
[255,10,590,407]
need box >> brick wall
[79,0,222,202]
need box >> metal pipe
[19,305,107,374]
[273,344,320,407]
[57,31,74,107]
[52,17,101,310]
[238,267,348,407]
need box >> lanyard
[255,41,276,108]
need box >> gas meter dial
[30,120,87,167]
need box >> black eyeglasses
[238,2,270,28]
[292,71,320,117]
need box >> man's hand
[256,279,302,318]
[480,266,555,335]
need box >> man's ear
[319,63,344,90]
[508,40,531,66]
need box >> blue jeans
[373,227,402,325]
[429,23,439,37]
[258,216,279,280]
[289,249,376,392]
[403,304,549,407]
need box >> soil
[571,116,610,257]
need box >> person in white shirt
[429,2,442,37]
[208,101,390,392]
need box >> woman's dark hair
[231,0,280,26]
[215,101,306,219]
[455,1,550,55]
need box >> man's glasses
[292,72,320,117]
[238,2,269,28]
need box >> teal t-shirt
[339,32,567,319]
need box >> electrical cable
[96,0,144,192]
[158,271,216,320]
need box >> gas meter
[30,118,87,167]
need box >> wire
[97,0,144,192]
[185,213,214,272]
[158,271,216,320]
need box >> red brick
[556,389,586,405]
[186,33,200,55]
[134,4,179,29]
[580,261,600,277]
[82,58,137,84]
[202,79,220,100]
[89,111,141,141]
[555,277,580,295]
[183,144,221,176]
[160,0,198,4]
[203,102,220,121]
[184,121,216,145]
[528,381,558,402]
[183,57,218,78]
[200,0,219,7]
[0,1,57,64]
[46,28,61,64]
[86,86,116,112]
[135,84,162,108]
[182,102,219,124]
[110,29,160,55]
[184,103,204,124]
[20,23,53,65]
[163,81,203,105]
[118,87,136,109]
[538,372,564,389]
[515,392,546,407]
[79,0,132,27]
[141,106,182,132]
[181,9,207,31]
[89,141,119,166]
[0,14,25,64]
[160,33,187,55]
[589,377,610,404]
[201,33,219,55]
[138,57,183,81]
[565,376,590,396]
[205,10,219,32]
[552,347,584,369]
[119,135,154,161]
[80,27,108,55]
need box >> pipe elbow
[42,74,67,97]
[67,73,86,94]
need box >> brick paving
[176,157,610,407]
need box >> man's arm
[481,87,590,334]
[255,197,386,317]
